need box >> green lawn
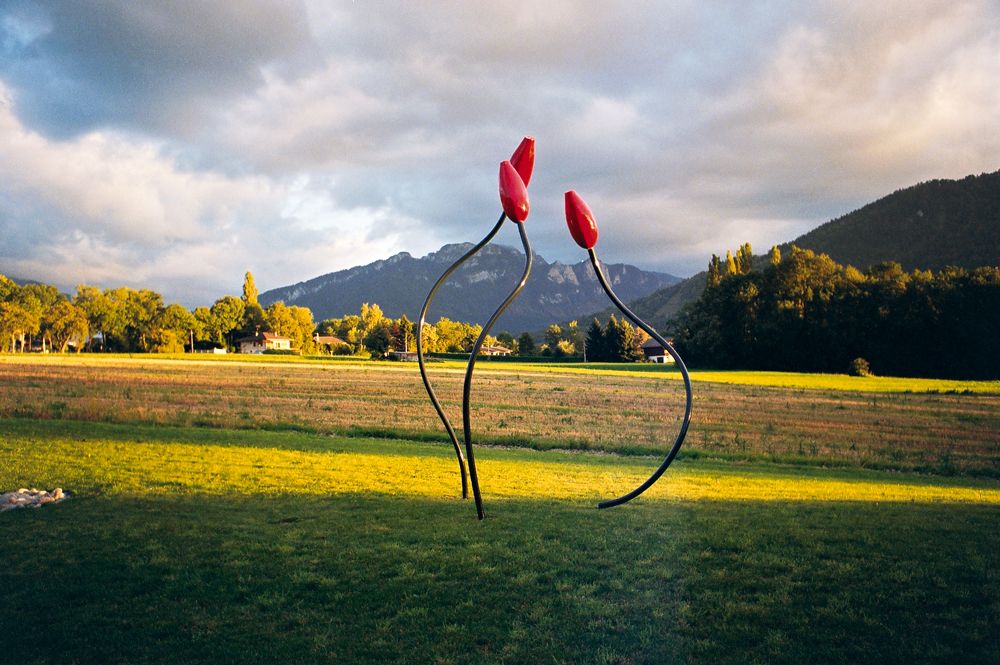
[2,418,997,664]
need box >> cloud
[0,0,998,299]
[0,85,438,304]
[0,0,318,138]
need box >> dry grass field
[2,354,997,477]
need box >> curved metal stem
[417,212,506,499]
[463,222,533,519]
[588,248,693,509]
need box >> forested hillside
[608,170,999,330]
[671,247,1000,379]
[782,170,1000,271]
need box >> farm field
[1,354,998,476]
[2,355,999,663]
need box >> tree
[264,301,296,337]
[242,271,259,307]
[0,274,16,301]
[604,314,622,362]
[289,306,316,353]
[496,331,516,354]
[565,320,580,351]
[193,307,215,343]
[360,303,384,339]
[725,250,737,276]
[769,245,781,266]
[585,318,607,361]
[153,304,198,353]
[242,302,266,335]
[420,323,440,353]
[554,339,575,357]
[210,296,246,348]
[124,289,165,351]
[735,242,753,275]
[73,285,111,351]
[707,255,722,288]
[605,314,639,362]
[102,288,134,351]
[364,321,393,357]
[43,300,89,353]
[434,317,479,352]
[339,315,363,351]
[22,284,61,351]
[0,301,39,352]
[544,324,563,349]
[396,314,415,352]
[518,332,535,355]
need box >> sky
[1,1,997,307]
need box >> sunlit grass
[4,419,997,507]
[435,360,1000,394]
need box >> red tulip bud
[509,136,535,187]
[564,190,599,249]
[499,160,529,223]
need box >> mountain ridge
[260,242,681,332]
[584,169,1000,330]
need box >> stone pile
[1,488,68,511]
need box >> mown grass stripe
[4,429,998,506]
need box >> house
[641,337,675,364]
[237,332,292,354]
[313,334,348,353]
[480,345,512,357]
[389,350,418,361]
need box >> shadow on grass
[1,494,997,665]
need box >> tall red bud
[564,191,599,249]
[509,136,535,187]
[499,161,529,223]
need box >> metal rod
[463,222,533,519]
[417,212,506,499]
[588,248,693,509]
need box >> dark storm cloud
[0,0,317,138]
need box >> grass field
[2,355,998,477]
[2,355,998,663]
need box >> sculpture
[418,141,691,518]
[416,138,535,504]
[564,190,693,508]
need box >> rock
[0,487,70,511]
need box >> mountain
[779,170,1000,272]
[260,243,681,332]
[582,271,707,332]
[585,169,1000,330]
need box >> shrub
[849,357,873,377]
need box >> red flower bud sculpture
[499,161,529,223]
[457,159,535,519]
[563,191,693,509]
[564,190,598,249]
[509,136,535,186]
[416,137,536,518]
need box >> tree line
[1,269,672,364]
[671,244,1000,379]
[0,272,319,354]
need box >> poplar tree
[242,272,259,306]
